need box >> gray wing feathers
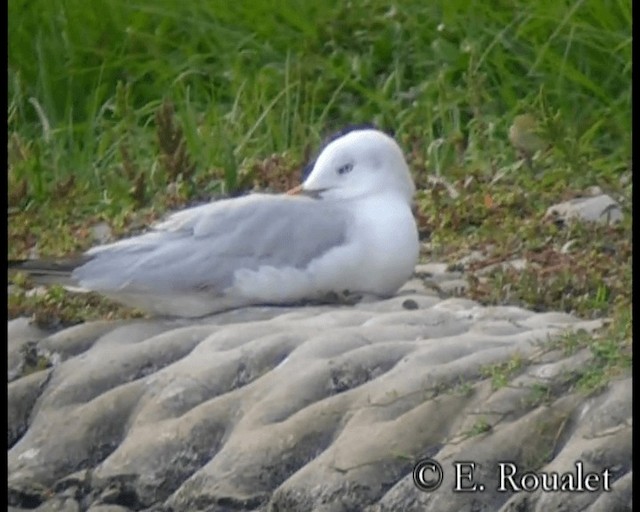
[73,194,350,295]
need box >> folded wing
[73,194,352,296]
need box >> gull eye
[336,163,354,175]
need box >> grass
[8,0,631,389]
[550,307,632,394]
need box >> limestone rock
[8,275,630,511]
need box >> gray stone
[90,222,113,245]
[87,506,133,512]
[7,270,630,511]
[455,249,486,269]
[414,262,451,276]
[436,278,469,295]
[8,369,52,448]
[474,257,528,276]
[33,498,80,512]
[586,470,632,512]
[546,194,623,225]
[8,317,50,382]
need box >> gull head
[300,129,415,202]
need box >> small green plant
[525,383,553,407]
[452,380,474,397]
[8,281,145,329]
[467,418,492,437]
[481,354,526,390]
[543,309,631,395]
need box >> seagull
[13,128,420,317]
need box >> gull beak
[286,184,325,199]
[286,184,304,195]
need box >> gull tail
[8,257,91,288]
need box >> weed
[467,418,492,437]
[544,310,631,395]
[481,353,526,390]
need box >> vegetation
[9,0,631,387]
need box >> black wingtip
[8,257,92,286]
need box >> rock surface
[8,269,631,512]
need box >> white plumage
[72,128,420,317]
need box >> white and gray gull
[62,128,420,317]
